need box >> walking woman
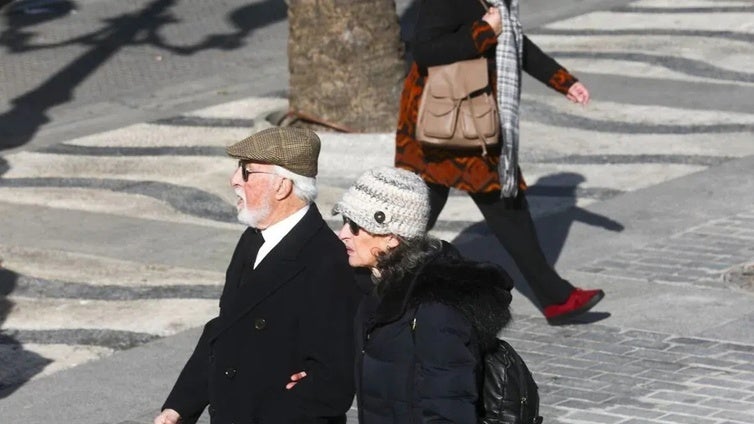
[333,167,515,423]
[396,0,602,324]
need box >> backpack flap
[480,339,543,424]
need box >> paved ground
[1,0,754,423]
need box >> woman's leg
[469,189,574,307]
[425,182,451,231]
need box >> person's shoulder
[412,245,515,339]
[305,221,347,255]
[416,301,468,326]
[425,242,512,293]
[416,258,512,303]
[297,218,351,273]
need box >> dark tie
[248,229,265,268]
[239,230,264,286]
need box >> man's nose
[230,166,243,185]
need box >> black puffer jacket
[354,243,514,424]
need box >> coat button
[254,318,267,330]
[224,368,237,379]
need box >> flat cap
[226,127,321,177]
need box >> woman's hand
[566,82,590,105]
[482,7,503,36]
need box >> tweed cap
[226,127,321,177]
[333,167,430,239]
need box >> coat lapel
[210,206,327,341]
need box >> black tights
[426,182,573,307]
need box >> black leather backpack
[479,339,543,424]
[409,306,543,424]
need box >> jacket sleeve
[162,318,217,424]
[415,302,479,424]
[522,35,579,94]
[412,0,497,67]
[288,250,360,418]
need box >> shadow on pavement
[452,172,623,318]
[550,311,612,326]
[0,156,8,176]
[0,0,287,151]
[0,267,52,399]
[0,156,51,397]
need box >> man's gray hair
[273,165,317,203]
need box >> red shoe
[544,288,605,325]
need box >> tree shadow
[452,172,623,314]
[0,266,52,398]
[0,0,287,150]
[152,0,287,55]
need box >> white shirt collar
[254,205,310,268]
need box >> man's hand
[566,82,590,105]
[482,7,502,36]
[154,408,181,424]
[285,371,308,390]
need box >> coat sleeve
[414,302,479,424]
[288,248,360,418]
[522,35,579,94]
[412,0,497,67]
[161,318,217,424]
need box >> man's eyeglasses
[342,216,362,236]
[239,160,276,182]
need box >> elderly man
[155,128,360,424]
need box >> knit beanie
[333,167,430,239]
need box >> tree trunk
[287,0,405,132]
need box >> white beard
[236,190,271,228]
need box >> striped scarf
[486,0,523,198]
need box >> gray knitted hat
[333,167,430,239]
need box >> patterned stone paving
[1,0,754,422]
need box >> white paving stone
[185,97,288,119]
[546,11,754,32]
[64,123,252,147]
[4,298,217,336]
[0,187,238,230]
[0,244,224,287]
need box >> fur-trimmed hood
[371,242,514,351]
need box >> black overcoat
[354,244,514,423]
[163,206,360,424]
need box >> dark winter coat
[354,243,514,423]
[163,206,361,424]
[396,0,579,193]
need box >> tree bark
[287,0,405,132]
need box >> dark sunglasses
[342,216,362,235]
[238,160,275,182]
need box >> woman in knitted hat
[332,166,516,423]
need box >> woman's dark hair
[373,235,443,293]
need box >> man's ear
[274,177,294,200]
[386,235,400,249]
